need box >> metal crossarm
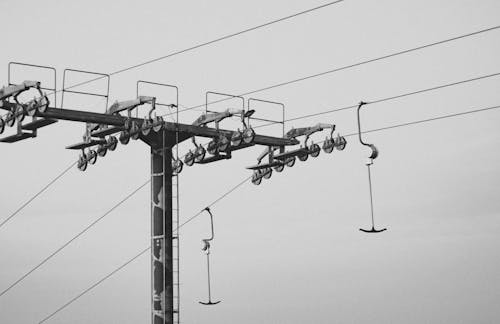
[0,63,348,324]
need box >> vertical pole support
[151,130,174,324]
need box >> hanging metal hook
[357,101,386,233]
[357,101,378,160]
[199,207,221,305]
[201,207,215,252]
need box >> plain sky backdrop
[1,0,500,323]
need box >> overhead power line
[37,175,252,323]
[38,246,151,324]
[0,160,77,231]
[249,70,500,129]
[0,180,150,298]
[171,24,500,115]
[343,104,500,138]
[35,101,500,323]
[281,71,500,123]
[62,0,346,91]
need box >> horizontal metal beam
[34,107,299,147]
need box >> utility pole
[0,63,304,324]
[0,63,347,323]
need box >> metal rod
[206,91,245,114]
[206,252,212,301]
[61,68,110,111]
[367,163,375,229]
[247,98,285,136]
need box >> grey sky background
[1,0,500,323]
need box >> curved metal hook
[201,207,215,251]
[357,102,378,160]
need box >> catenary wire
[56,1,346,92]
[1,1,346,120]
[36,102,500,323]
[166,24,500,116]
[251,71,500,128]
[0,100,111,229]
[0,160,77,231]
[3,69,496,238]
[0,180,150,298]
[37,175,252,323]
[38,246,151,324]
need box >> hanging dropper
[199,207,221,305]
[357,102,386,233]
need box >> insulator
[130,121,140,140]
[322,138,335,153]
[97,144,107,157]
[207,140,218,155]
[88,150,98,165]
[107,136,118,151]
[14,105,25,123]
[335,135,347,151]
[242,127,255,144]
[309,143,321,158]
[194,146,206,162]
[172,159,183,174]
[262,167,272,179]
[119,130,130,145]
[231,130,242,147]
[298,150,309,162]
[218,136,230,152]
[5,111,15,127]
[77,154,88,171]
[26,100,37,117]
[251,170,262,185]
[184,151,195,166]
[142,118,152,136]
[152,116,164,132]
[274,163,285,172]
[285,156,296,168]
[34,95,49,113]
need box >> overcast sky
[1,0,500,323]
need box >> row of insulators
[168,127,257,175]
[77,116,166,171]
[251,135,347,185]
[185,127,256,165]
[118,116,165,145]
[77,136,118,171]
[0,96,49,134]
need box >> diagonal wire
[343,104,500,138]
[175,174,253,231]
[0,99,112,228]
[0,179,150,298]
[250,71,500,127]
[169,24,500,115]
[60,0,346,92]
[35,102,500,323]
[38,246,150,324]
[37,175,252,323]
[0,160,77,231]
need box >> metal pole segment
[206,252,212,301]
[367,164,375,229]
[151,130,174,324]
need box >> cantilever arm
[357,102,378,160]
